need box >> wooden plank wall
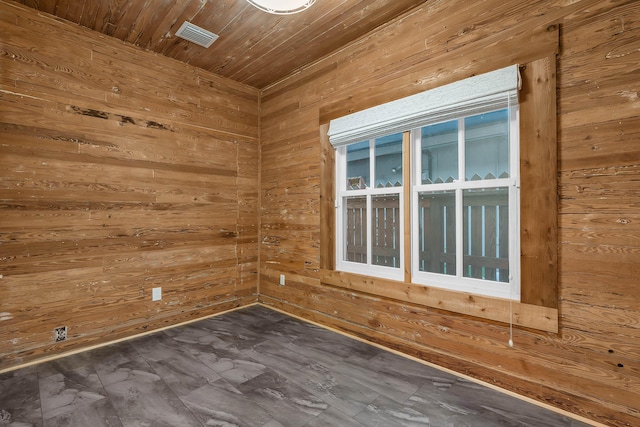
[0,1,259,370]
[258,0,640,426]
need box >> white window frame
[410,106,520,300]
[330,65,521,300]
[335,140,404,281]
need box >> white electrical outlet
[152,287,162,301]
[279,274,285,286]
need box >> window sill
[321,269,558,333]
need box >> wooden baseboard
[257,299,606,427]
[0,302,258,375]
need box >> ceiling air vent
[175,21,219,48]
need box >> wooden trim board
[1,299,600,426]
[261,303,602,427]
[321,269,558,332]
[0,303,259,375]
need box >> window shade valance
[328,65,520,147]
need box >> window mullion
[509,104,520,298]
[367,140,375,267]
[456,118,465,278]
[411,129,419,280]
[458,117,465,182]
[366,194,372,266]
[370,139,375,189]
[336,147,343,266]
[403,131,411,282]
[457,206,463,278]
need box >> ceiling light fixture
[246,0,316,15]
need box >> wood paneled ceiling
[14,0,426,89]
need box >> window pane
[463,187,509,282]
[421,120,458,184]
[344,196,367,263]
[371,194,400,268]
[465,109,509,181]
[418,190,456,275]
[374,133,403,188]
[346,141,369,190]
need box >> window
[336,134,404,280]
[321,56,558,332]
[330,65,521,300]
[411,107,520,299]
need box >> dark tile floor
[0,305,592,427]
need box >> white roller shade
[328,65,520,147]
